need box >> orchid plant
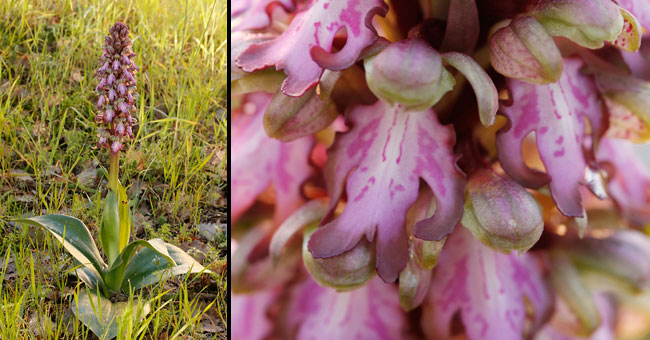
[12,22,211,339]
[232,0,650,339]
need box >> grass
[0,0,227,338]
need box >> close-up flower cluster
[231,0,650,339]
[95,22,138,155]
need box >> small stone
[76,164,98,187]
[197,223,219,242]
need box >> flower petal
[236,0,388,96]
[597,138,650,226]
[308,101,464,282]
[232,93,313,224]
[283,276,405,340]
[422,227,552,340]
[232,0,294,32]
[497,58,605,217]
[232,289,279,340]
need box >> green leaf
[100,191,120,267]
[122,243,212,291]
[70,264,104,291]
[117,183,131,252]
[104,239,175,293]
[14,215,106,275]
[72,288,150,340]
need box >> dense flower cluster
[232,0,650,339]
[95,22,138,154]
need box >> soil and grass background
[0,0,227,338]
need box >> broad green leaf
[73,288,150,340]
[117,183,131,252]
[100,191,120,266]
[104,239,174,292]
[122,243,212,291]
[70,264,105,292]
[14,215,106,274]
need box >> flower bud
[364,39,455,111]
[530,0,623,49]
[98,136,107,146]
[462,168,543,253]
[490,16,563,84]
[107,73,115,85]
[303,226,376,291]
[117,83,126,95]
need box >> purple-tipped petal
[232,93,313,224]
[283,276,405,340]
[308,101,464,282]
[497,58,605,217]
[107,73,115,85]
[108,89,116,101]
[112,60,121,71]
[236,0,388,96]
[422,227,552,340]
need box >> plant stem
[109,153,119,191]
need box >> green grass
[0,0,227,338]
